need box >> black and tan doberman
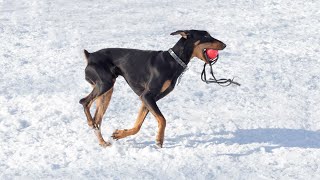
[79,30,226,148]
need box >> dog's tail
[83,49,90,63]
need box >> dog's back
[84,48,175,95]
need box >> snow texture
[1,0,320,179]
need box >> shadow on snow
[131,128,320,155]
[159,128,320,152]
[217,128,320,149]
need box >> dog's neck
[171,38,194,65]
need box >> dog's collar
[168,48,187,69]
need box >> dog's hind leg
[79,82,113,128]
[112,102,149,140]
[79,87,99,128]
[79,65,115,129]
[93,88,114,147]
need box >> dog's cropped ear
[170,30,190,39]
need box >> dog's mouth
[203,49,219,64]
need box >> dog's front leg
[112,103,149,140]
[140,91,166,148]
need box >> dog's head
[170,30,226,63]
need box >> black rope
[201,53,241,86]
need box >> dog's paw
[111,129,128,140]
[155,139,163,148]
[99,141,112,148]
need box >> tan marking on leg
[154,114,166,148]
[93,88,113,146]
[82,93,97,128]
[94,88,113,127]
[160,80,172,93]
[94,129,111,147]
[112,103,149,140]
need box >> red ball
[206,49,219,59]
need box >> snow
[1,0,320,179]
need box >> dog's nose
[222,43,227,49]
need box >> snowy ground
[1,0,320,179]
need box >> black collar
[168,48,187,69]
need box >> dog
[79,30,226,148]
